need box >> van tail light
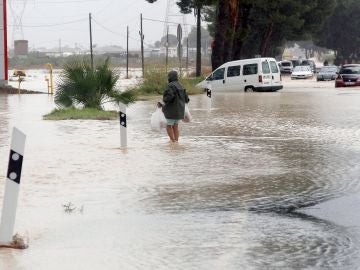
[280,74,282,81]
[258,75,263,83]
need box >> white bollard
[0,127,26,244]
[119,103,127,148]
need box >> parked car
[316,66,338,81]
[291,65,313,79]
[291,59,301,68]
[279,60,293,73]
[196,57,283,92]
[301,59,317,73]
[335,64,360,88]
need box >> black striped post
[206,87,212,110]
[119,103,127,148]
[0,128,26,244]
[206,88,211,98]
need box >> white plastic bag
[151,108,167,131]
[183,104,192,123]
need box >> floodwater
[1,76,360,269]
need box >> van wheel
[245,86,255,92]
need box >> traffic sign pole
[177,24,183,76]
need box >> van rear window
[270,61,279,73]
[262,62,271,74]
[243,64,258,75]
[227,65,241,77]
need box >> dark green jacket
[162,72,189,119]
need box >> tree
[153,34,178,48]
[186,26,211,52]
[160,34,178,47]
[146,1,336,70]
[315,0,360,64]
[177,0,215,76]
[55,58,136,110]
[154,40,161,48]
[211,0,230,69]
[205,0,335,69]
[145,0,214,76]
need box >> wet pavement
[1,78,360,269]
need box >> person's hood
[168,71,178,82]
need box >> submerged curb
[0,86,45,94]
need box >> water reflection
[0,95,9,145]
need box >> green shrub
[132,67,204,96]
[55,57,137,110]
[133,68,168,95]
[180,76,205,95]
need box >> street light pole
[140,13,144,77]
[126,26,129,79]
[196,7,201,77]
[166,26,169,74]
[89,13,94,70]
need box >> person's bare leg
[173,124,179,142]
[166,125,176,142]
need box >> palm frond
[111,90,138,105]
[55,57,135,110]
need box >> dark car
[301,59,317,73]
[316,66,338,81]
[335,64,360,88]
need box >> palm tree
[55,58,136,110]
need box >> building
[14,40,29,56]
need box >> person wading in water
[160,70,189,143]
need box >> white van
[197,57,283,92]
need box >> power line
[143,17,196,27]
[92,17,153,47]
[10,17,88,28]
[92,18,126,38]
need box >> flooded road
[1,79,360,269]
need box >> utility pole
[177,24,182,77]
[139,13,144,77]
[59,39,62,57]
[126,26,129,79]
[195,7,201,77]
[166,26,169,74]
[186,37,189,72]
[89,13,94,70]
[2,0,8,82]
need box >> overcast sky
[7,0,197,51]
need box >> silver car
[316,66,338,81]
[279,60,293,74]
[291,65,313,79]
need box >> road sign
[177,24,182,42]
[177,44,183,60]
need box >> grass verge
[43,107,118,120]
[131,68,205,96]
[44,68,205,120]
